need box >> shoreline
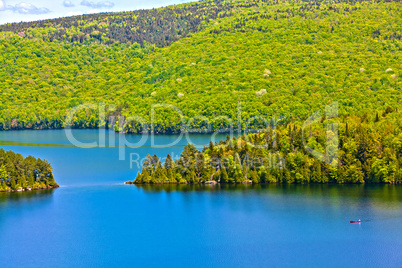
[125,181,402,185]
[0,126,257,135]
[0,185,59,193]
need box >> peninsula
[127,109,402,185]
[0,149,58,192]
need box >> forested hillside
[0,0,401,133]
[0,0,241,47]
[127,107,402,185]
[0,149,58,192]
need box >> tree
[10,178,16,190]
[220,167,229,183]
[0,165,7,182]
[250,170,260,184]
[164,154,174,170]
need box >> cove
[0,130,401,267]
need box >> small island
[0,149,58,192]
[127,108,402,185]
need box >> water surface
[0,130,401,267]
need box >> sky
[0,0,194,25]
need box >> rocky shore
[0,184,59,193]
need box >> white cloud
[80,0,114,9]
[63,0,75,7]
[0,0,5,11]
[8,3,51,14]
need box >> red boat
[350,220,361,223]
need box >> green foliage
[0,0,241,47]
[0,0,400,133]
[220,166,229,183]
[127,108,402,185]
[0,149,58,191]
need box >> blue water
[0,130,401,267]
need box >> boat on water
[350,220,362,223]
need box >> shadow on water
[0,189,56,206]
[134,183,260,193]
[133,183,402,203]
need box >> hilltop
[0,0,401,133]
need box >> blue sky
[0,0,194,25]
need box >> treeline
[2,0,400,47]
[127,108,402,185]
[0,0,248,47]
[0,0,385,47]
[0,149,58,192]
[0,0,401,133]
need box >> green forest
[0,149,58,192]
[127,108,402,184]
[0,0,400,133]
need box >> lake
[0,130,401,267]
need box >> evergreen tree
[220,167,229,183]
[250,170,260,184]
[10,178,16,190]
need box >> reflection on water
[134,183,402,208]
[133,183,400,198]
[0,189,56,206]
[0,130,401,267]
[0,129,221,147]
